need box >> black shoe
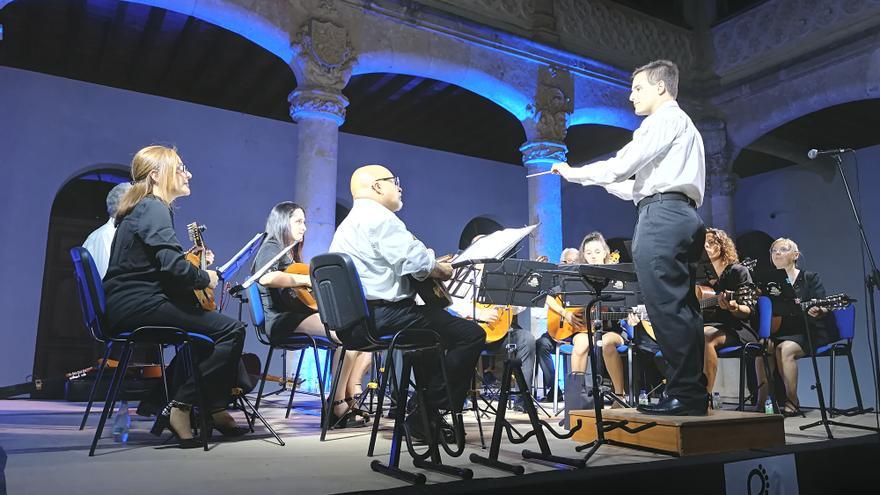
[637,396,707,416]
[150,413,204,449]
[404,412,455,444]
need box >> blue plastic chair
[245,282,337,434]
[716,296,776,411]
[70,247,214,455]
[811,305,871,416]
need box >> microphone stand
[827,153,880,432]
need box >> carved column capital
[520,140,568,167]
[291,17,356,91]
[524,65,574,143]
[289,87,349,126]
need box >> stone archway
[33,167,129,398]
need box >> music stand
[469,258,587,473]
[546,263,658,464]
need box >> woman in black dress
[702,228,757,404]
[252,202,373,427]
[768,237,838,415]
[104,145,247,448]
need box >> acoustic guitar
[0,359,164,399]
[476,303,514,343]
[283,262,318,311]
[546,300,638,341]
[186,222,216,311]
[695,282,759,310]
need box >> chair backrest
[756,296,772,339]
[309,252,373,342]
[245,283,272,346]
[834,304,856,340]
[70,246,108,342]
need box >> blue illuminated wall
[0,66,528,386]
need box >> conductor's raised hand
[550,162,571,177]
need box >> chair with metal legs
[811,305,874,417]
[70,247,213,456]
[245,283,337,425]
[716,296,777,412]
[310,253,471,484]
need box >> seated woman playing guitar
[104,145,248,448]
[702,228,758,406]
[253,202,373,427]
[766,237,838,416]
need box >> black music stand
[550,263,658,464]
[469,259,587,473]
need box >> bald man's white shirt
[330,198,436,302]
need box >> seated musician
[252,202,373,427]
[561,232,625,377]
[103,145,247,448]
[701,228,758,406]
[766,237,838,416]
[535,247,580,401]
[447,234,536,411]
[329,165,484,441]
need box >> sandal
[345,394,371,421]
[329,400,368,429]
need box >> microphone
[807,148,850,159]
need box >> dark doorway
[32,169,128,398]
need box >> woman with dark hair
[702,228,757,404]
[104,145,248,448]
[252,202,372,427]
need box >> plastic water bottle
[112,400,131,443]
[712,392,722,410]
[764,397,774,415]
[638,389,649,406]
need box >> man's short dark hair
[632,60,679,99]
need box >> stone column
[521,66,573,263]
[521,66,573,340]
[289,87,348,260]
[289,17,355,260]
[697,119,736,234]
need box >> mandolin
[771,293,855,333]
[283,262,318,311]
[186,222,216,311]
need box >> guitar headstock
[802,293,855,312]
[187,222,207,249]
[741,258,757,271]
[733,282,760,306]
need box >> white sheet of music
[453,224,537,265]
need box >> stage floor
[1,394,878,494]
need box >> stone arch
[723,47,880,150]
[10,0,299,65]
[354,51,532,122]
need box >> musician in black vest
[252,202,373,427]
[701,228,757,404]
[103,145,247,448]
[329,164,484,440]
[766,237,838,415]
[552,60,708,415]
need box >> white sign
[724,454,798,495]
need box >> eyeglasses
[770,247,794,255]
[176,163,189,175]
[375,176,400,187]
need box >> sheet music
[241,243,295,289]
[217,232,266,279]
[453,224,537,265]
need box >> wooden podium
[569,408,785,456]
